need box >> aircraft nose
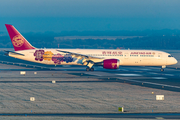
[174,58,178,64]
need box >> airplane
[4,24,178,71]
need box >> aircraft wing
[4,50,25,56]
[56,50,103,60]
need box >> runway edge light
[156,95,164,100]
[52,80,56,83]
[118,106,124,112]
[20,71,26,75]
[30,97,35,101]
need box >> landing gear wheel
[86,67,94,71]
[90,68,94,71]
[86,67,90,71]
[160,68,164,72]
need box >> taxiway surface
[0,50,180,119]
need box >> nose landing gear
[160,68,164,72]
[160,65,166,72]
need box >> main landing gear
[86,62,94,71]
[86,67,94,71]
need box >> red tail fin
[5,24,35,51]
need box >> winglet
[5,24,35,51]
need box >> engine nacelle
[103,59,120,69]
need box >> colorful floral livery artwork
[43,51,54,61]
[34,50,45,61]
[52,53,64,64]
[34,50,74,64]
[64,54,73,63]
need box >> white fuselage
[8,49,177,67]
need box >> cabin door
[124,53,129,59]
[158,53,162,59]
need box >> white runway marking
[156,117,164,119]
[164,74,174,76]
[149,72,158,74]
[121,78,180,89]
[116,74,142,76]
[119,69,129,71]
[86,73,102,76]
[140,69,151,71]
[152,77,167,79]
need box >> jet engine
[103,59,120,69]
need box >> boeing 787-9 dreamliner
[4,24,178,71]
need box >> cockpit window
[168,55,173,57]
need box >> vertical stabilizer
[5,24,35,51]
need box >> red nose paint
[5,24,35,51]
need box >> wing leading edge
[56,50,103,59]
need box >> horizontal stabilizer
[4,50,25,56]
